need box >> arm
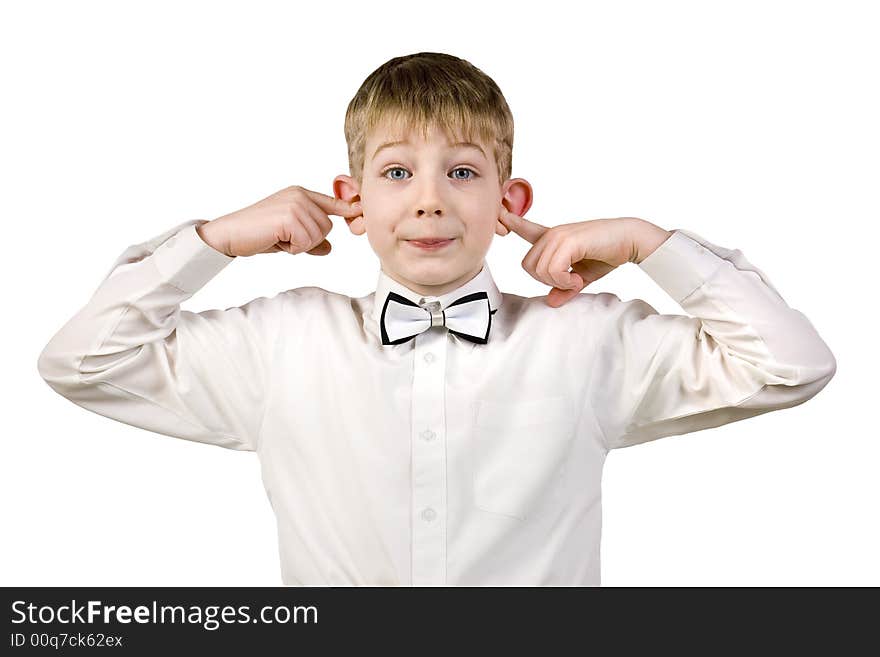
[36,220,281,452]
[588,223,837,450]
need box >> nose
[415,175,444,217]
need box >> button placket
[410,317,447,586]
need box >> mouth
[406,238,456,250]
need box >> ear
[333,175,366,236]
[496,178,533,236]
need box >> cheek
[378,226,400,249]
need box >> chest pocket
[472,394,575,521]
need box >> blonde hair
[344,52,514,187]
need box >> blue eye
[384,167,409,180]
[451,167,477,181]
[381,166,478,181]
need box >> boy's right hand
[196,186,362,258]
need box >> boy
[37,52,836,586]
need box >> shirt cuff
[152,222,236,294]
[637,229,728,303]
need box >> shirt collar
[368,260,503,336]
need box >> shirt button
[420,429,436,442]
[424,352,435,363]
[420,507,437,522]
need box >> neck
[383,263,484,298]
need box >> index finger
[499,208,548,244]
[304,189,362,218]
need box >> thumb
[546,273,586,307]
[305,239,332,256]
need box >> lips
[407,238,455,250]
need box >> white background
[2,0,876,586]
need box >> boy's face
[334,120,532,297]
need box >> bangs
[365,106,498,153]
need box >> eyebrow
[371,139,486,160]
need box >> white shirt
[37,219,837,586]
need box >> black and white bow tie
[380,291,494,346]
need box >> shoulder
[501,290,660,339]
[276,285,356,311]
[278,285,342,301]
[501,290,643,320]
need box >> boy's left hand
[498,209,664,308]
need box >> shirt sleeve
[36,220,281,452]
[588,228,837,451]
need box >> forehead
[365,119,487,159]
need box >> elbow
[36,341,81,389]
[737,343,836,412]
[809,341,837,386]
[37,344,60,383]
[791,348,836,405]
[38,339,145,394]
[823,350,837,383]
[807,324,838,384]
[815,351,836,393]
[788,335,837,387]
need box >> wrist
[627,218,673,264]
[196,221,231,257]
